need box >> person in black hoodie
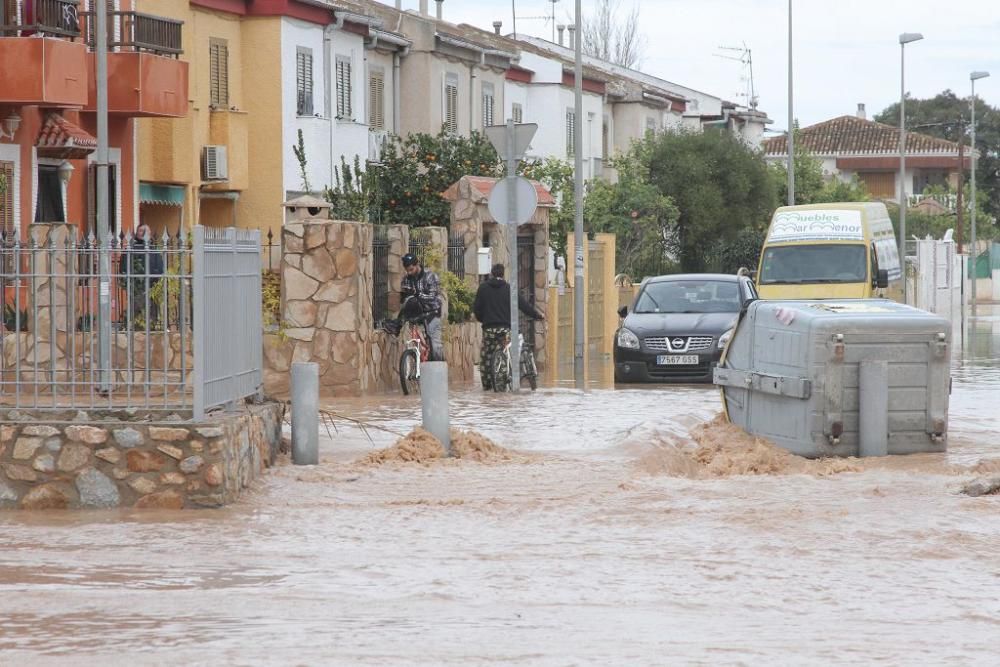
[473,263,545,389]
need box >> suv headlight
[617,328,640,350]
[718,328,734,350]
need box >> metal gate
[588,240,605,352]
[518,235,535,346]
[372,226,390,323]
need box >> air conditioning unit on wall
[202,145,229,181]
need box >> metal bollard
[859,360,889,457]
[291,362,319,465]
[420,361,450,455]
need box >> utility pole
[96,0,112,391]
[786,0,794,205]
[573,0,585,389]
[956,133,964,255]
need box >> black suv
[614,274,757,383]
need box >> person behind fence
[473,263,545,390]
[118,224,164,326]
[399,252,444,361]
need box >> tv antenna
[715,43,758,110]
[512,0,561,42]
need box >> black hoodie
[473,277,543,328]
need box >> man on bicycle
[473,263,545,390]
[400,253,444,361]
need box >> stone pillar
[386,224,409,314]
[29,223,75,338]
[449,179,485,285]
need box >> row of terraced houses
[0,0,775,243]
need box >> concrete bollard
[420,361,450,455]
[859,360,889,457]
[291,362,319,465]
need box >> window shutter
[0,161,14,237]
[369,71,385,130]
[444,74,458,134]
[512,103,523,124]
[566,110,576,157]
[336,58,352,118]
[210,39,229,107]
[297,49,314,116]
[481,83,494,128]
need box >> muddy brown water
[2,309,999,665]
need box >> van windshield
[759,244,867,285]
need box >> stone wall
[0,403,282,509]
[446,322,482,385]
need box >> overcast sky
[381,0,1000,132]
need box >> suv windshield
[759,244,867,285]
[634,280,741,314]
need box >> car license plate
[657,355,699,366]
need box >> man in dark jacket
[399,253,444,360]
[473,263,545,389]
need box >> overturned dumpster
[714,300,951,458]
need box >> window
[444,73,459,134]
[0,161,13,236]
[481,82,495,128]
[512,103,523,124]
[634,280,742,314]
[209,38,229,107]
[566,109,576,157]
[296,47,314,116]
[87,164,118,238]
[369,69,385,130]
[35,166,65,223]
[646,116,658,133]
[759,244,868,285]
[336,56,352,118]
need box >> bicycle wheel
[523,352,538,391]
[490,349,511,392]
[399,349,419,396]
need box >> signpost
[485,120,538,392]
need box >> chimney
[493,20,502,35]
[557,24,565,46]
[396,0,401,8]
[567,24,575,49]
[856,103,866,120]
[419,0,428,16]
[435,0,443,20]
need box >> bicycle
[379,296,432,396]
[488,331,539,392]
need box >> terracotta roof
[36,114,97,159]
[441,176,556,207]
[762,115,962,156]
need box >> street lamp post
[898,32,923,305]
[970,70,990,309]
[787,0,794,205]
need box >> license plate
[657,355,699,366]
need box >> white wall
[504,81,528,124]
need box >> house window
[566,109,576,157]
[444,73,459,134]
[87,164,118,237]
[512,103,523,124]
[209,38,229,108]
[0,161,14,236]
[296,47,314,116]
[336,56,353,119]
[646,116,658,133]
[482,82,495,128]
[35,166,65,223]
[369,69,385,130]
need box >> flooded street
[2,309,1000,665]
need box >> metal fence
[408,234,430,266]
[0,226,262,418]
[447,234,465,279]
[192,227,262,420]
[372,226,391,324]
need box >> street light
[898,31,923,305]
[970,70,989,309]
[787,0,794,205]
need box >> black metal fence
[518,235,535,345]
[372,226,390,323]
[447,235,465,278]
[408,235,430,266]
[260,227,278,273]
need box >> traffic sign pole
[506,119,521,392]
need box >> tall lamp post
[786,0,794,205]
[970,70,990,309]
[898,32,923,305]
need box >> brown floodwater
[1,308,999,665]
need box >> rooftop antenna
[716,42,758,110]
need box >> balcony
[0,0,89,106]
[81,11,188,117]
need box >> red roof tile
[762,115,961,156]
[441,175,557,207]
[36,114,97,156]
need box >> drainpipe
[324,16,347,192]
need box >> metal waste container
[714,299,951,458]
